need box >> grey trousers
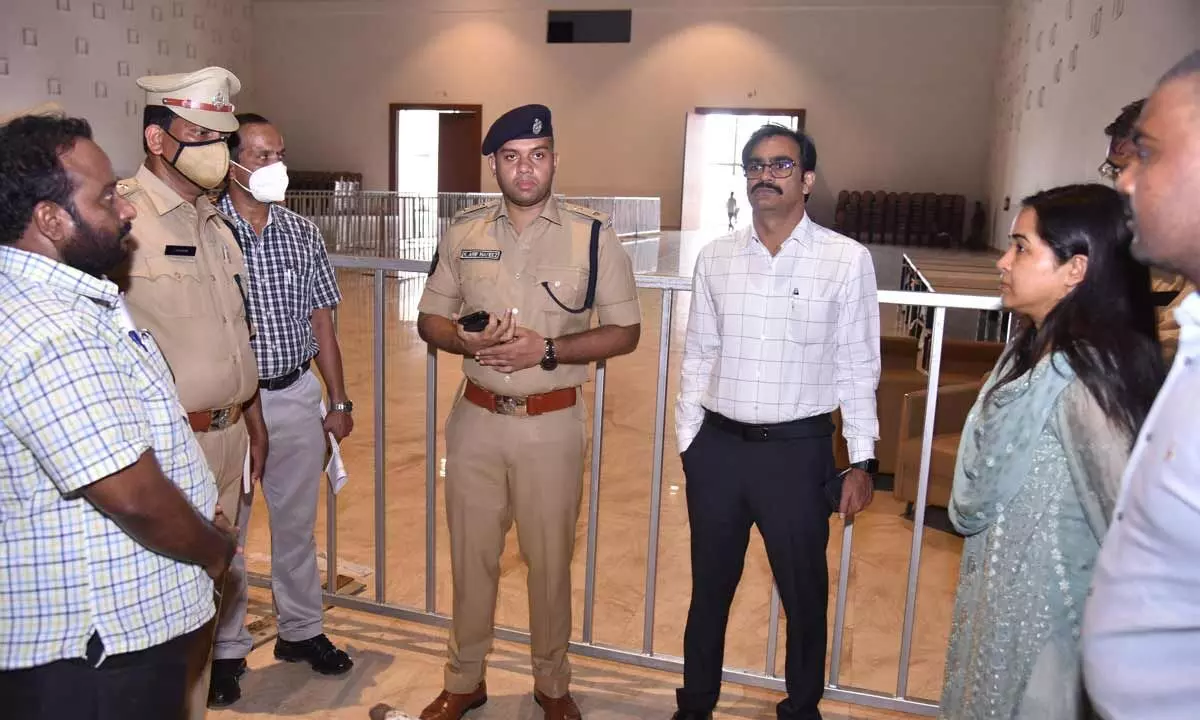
[213,370,327,659]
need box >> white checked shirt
[0,247,216,670]
[676,215,881,461]
[217,195,341,381]
[1082,292,1200,718]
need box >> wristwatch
[330,401,354,414]
[539,338,558,371]
[850,458,879,475]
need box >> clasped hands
[453,308,546,374]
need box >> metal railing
[246,253,1004,716]
[282,191,661,258]
[900,254,1013,360]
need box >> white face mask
[231,160,289,203]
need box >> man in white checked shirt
[673,125,880,720]
[0,113,237,718]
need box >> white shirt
[676,215,881,461]
[1082,292,1200,719]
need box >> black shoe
[671,713,713,720]
[207,658,247,708]
[273,633,353,675]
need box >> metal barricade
[283,192,661,257]
[246,254,1003,717]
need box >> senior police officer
[414,104,641,720]
[113,67,268,719]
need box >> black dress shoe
[273,633,353,675]
[670,712,713,720]
[207,658,247,708]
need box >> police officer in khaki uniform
[114,67,268,720]
[414,105,641,720]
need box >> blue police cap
[481,104,553,156]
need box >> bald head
[1157,49,1200,100]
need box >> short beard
[61,204,131,278]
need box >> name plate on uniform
[460,249,501,261]
[164,244,198,257]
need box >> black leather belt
[703,409,833,441]
[260,359,311,392]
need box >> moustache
[750,182,782,195]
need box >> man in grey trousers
[207,113,355,706]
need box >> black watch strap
[850,458,879,474]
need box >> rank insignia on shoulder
[460,249,501,261]
[452,200,498,221]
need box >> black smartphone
[457,310,490,333]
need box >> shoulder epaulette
[561,202,612,227]
[452,200,499,223]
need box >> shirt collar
[0,245,119,307]
[136,164,218,220]
[1176,291,1200,347]
[490,196,563,227]
[216,193,276,232]
[740,213,812,254]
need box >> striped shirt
[0,246,216,670]
[216,196,341,380]
[676,214,881,461]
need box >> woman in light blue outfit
[939,184,1166,719]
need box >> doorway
[680,107,805,232]
[389,104,483,194]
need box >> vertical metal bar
[325,307,340,594]
[896,306,946,697]
[373,269,388,602]
[765,585,781,676]
[582,361,607,644]
[828,520,855,685]
[425,345,439,613]
[642,289,674,655]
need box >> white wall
[986,0,1200,248]
[0,0,256,177]
[250,0,1002,227]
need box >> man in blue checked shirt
[0,111,237,719]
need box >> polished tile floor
[217,232,996,719]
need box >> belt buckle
[746,425,769,442]
[210,407,232,431]
[494,394,527,416]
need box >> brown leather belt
[463,379,577,417]
[188,404,243,433]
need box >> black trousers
[0,628,199,720]
[677,413,837,720]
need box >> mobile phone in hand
[457,310,490,333]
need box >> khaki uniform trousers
[182,419,249,720]
[443,392,586,699]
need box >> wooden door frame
[388,103,484,192]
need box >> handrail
[245,253,1004,717]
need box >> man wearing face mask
[203,113,353,706]
[114,67,268,719]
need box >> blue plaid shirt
[216,196,341,380]
[0,246,217,670]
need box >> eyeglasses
[743,159,797,179]
[1098,160,1123,181]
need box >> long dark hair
[991,184,1165,439]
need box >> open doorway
[388,104,483,193]
[680,107,805,232]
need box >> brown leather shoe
[418,683,487,720]
[534,690,582,720]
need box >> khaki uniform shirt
[116,165,259,413]
[418,197,641,397]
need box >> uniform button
[503,375,511,383]
[222,317,229,325]
[555,281,562,287]
[515,273,521,279]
